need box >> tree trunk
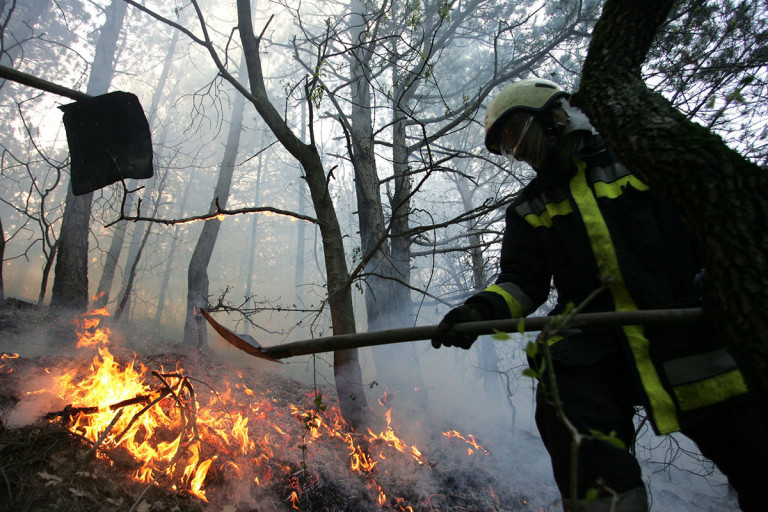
[50,0,127,312]
[0,216,5,303]
[237,0,369,429]
[113,220,152,323]
[95,29,178,309]
[244,157,262,336]
[183,58,246,350]
[95,224,126,307]
[293,101,307,338]
[456,177,503,402]
[572,0,768,422]
[347,6,429,421]
[113,183,153,317]
[50,187,92,311]
[352,56,430,418]
[38,239,58,304]
[113,172,172,323]
[154,177,194,325]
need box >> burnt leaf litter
[0,300,548,512]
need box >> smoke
[337,331,741,512]
[3,389,65,428]
[1,370,67,428]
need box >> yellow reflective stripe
[570,159,680,434]
[485,284,524,318]
[593,175,649,199]
[522,198,573,228]
[570,160,636,309]
[623,326,680,434]
[547,198,573,217]
[523,212,552,228]
[673,370,749,411]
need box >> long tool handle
[0,65,90,101]
[261,308,703,359]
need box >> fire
[9,308,490,507]
[1,352,18,374]
[73,308,111,348]
[367,409,429,465]
[42,310,235,501]
[442,429,492,455]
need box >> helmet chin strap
[528,109,565,176]
[534,131,589,182]
[532,99,592,180]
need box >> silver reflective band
[490,281,537,316]
[589,162,633,183]
[662,349,739,386]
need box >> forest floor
[0,299,557,512]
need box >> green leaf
[492,330,510,341]
[314,393,327,411]
[588,429,627,451]
[585,488,600,501]
[522,368,539,379]
[525,341,539,358]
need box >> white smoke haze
[0,341,72,428]
[3,387,65,428]
[197,320,740,511]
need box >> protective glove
[431,304,484,350]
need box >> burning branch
[83,409,124,461]
[44,394,159,421]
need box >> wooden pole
[261,308,703,359]
[0,64,91,101]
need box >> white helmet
[484,78,568,155]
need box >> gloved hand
[431,305,484,349]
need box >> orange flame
[289,490,300,509]
[366,409,428,465]
[442,429,491,455]
[46,309,220,500]
[18,309,488,506]
[1,352,19,374]
[73,308,111,348]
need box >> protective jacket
[467,135,748,434]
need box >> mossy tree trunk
[571,0,768,422]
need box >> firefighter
[431,78,768,512]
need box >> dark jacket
[467,136,747,434]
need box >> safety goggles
[499,113,534,163]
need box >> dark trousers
[534,352,768,512]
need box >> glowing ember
[1,352,19,374]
